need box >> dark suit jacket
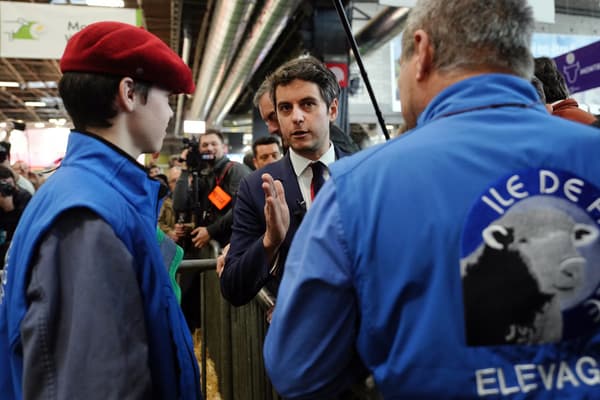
[221,147,348,306]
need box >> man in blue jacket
[0,22,202,399]
[265,0,600,398]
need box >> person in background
[13,160,42,192]
[155,173,178,242]
[534,56,597,124]
[264,1,600,398]
[252,135,282,170]
[168,153,185,168]
[174,129,250,250]
[147,163,161,178]
[153,173,185,304]
[254,76,282,137]
[216,136,282,278]
[11,160,31,184]
[0,21,202,399]
[27,170,46,190]
[0,165,31,265]
[531,75,553,113]
[243,151,256,171]
[0,144,34,195]
[173,129,250,331]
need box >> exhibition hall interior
[1,0,599,168]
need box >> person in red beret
[0,21,202,400]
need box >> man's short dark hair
[0,165,15,181]
[153,173,168,188]
[531,76,546,104]
[59,72,150,131]
[270,55,340,108]
[201,129,225,144]
[0,141,10,164]
[252,135,281,156]
[534,57,569,103]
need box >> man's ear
[328,98,339,121]
[413,29,434,81]
[116,77,136,112]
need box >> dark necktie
[310,161,326,201]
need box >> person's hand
[266,306,275,324]
[216,243,230,278]
[166,229,182,242]
[174,223,187,238]
[261,173,289,253]
[191,226,210,248]
[179,148,189,169]
[0,194,15,212]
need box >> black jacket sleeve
[206,162,251,244]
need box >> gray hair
[401,0,534,79]
[253,75,273,108]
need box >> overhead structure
[188,0,257,121]
[205,0,302,127]
[354,6,409,59]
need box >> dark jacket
[0,188,31,264]
[330,123,360,154]
[221,146,348,306]
[175,156,251,246]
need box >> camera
[182,137,214,171]
[0,181,15,197]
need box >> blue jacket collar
[417,73,541,127]
[61,130,161,220]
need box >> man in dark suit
[221,55,348,306]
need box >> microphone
[293,199,306,219]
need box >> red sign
[326,62,348,88]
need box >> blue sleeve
[263,181,364,399]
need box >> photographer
[173,129,250,250]
[173,129,250,331]
[0,141,35,195]
[0,165,31,265]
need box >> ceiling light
[24,101,47,107]
[0,81,19,88]
[183,120,206,134]
[34,122,45,128]
[26,81,57,89]
[49,118,67,126]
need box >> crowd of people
[2,0,600,398]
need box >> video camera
[181,137,214,172]
[0,181,15,197]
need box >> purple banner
[554,40,600,94]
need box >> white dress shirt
[289,143,336,210]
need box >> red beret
[60,21,194,94]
